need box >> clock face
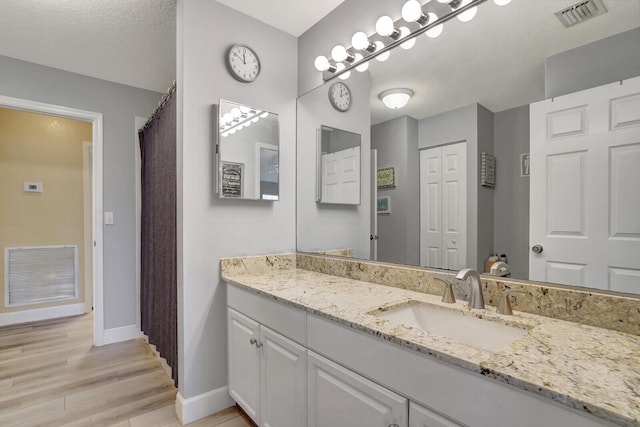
[227,44,260,83]
[329,82,351,112]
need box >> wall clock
[226,44,261,83]
[328,81,351,112]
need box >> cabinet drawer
[410,402,461,427]
[227,283,306,345]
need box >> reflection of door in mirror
[317,126,362,205]
[420,143,467,271]
[256,143,278,200]
[530,76,640,292]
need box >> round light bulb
[229,128,236,135]
[260,112,269,118]
[331,45,348,62]
[314,55,330,71]
[399,27,415,50]
[239,106,250,113]
[251,117,259,123]
[493,0,511,4]
[223,113,232,123]
[425,13,443,38]
[457,0,477,22]
[335,63,350,80]
[401,0,422,23]
[437,0,450,3]
[374,41,390,62]
[231,108,241,118]
[354,53,369,72]
[351,32,370,50]
[375,15,395,37]
[244,120,251,127]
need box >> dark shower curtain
[138,85,177,386]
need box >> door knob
[532,244,543,254]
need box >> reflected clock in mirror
[316,125,362,205]
[216,99,279,200]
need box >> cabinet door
[228,308,261,424]
[410,402,462,427]
[308,351,407,427]
[260,326,307,427]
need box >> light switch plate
[104,212,114,225]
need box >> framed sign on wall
[377,167,395,189]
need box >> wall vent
[555,0,608,28]
[5,246,78,307]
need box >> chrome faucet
[455,268,485,309]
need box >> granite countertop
[222,264,640,426]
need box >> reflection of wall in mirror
[296,71,371,258]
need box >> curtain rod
[139,80,177,133]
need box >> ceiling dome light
[457,0,477,22]
[493,0,511,4]
[354,53,369,72]
[352,32,371,50]
[374,41,390,62]
[375,15,395,37]
[425,13,444,38]
[379,88,414,109]
[399,27,415,50]
[401,0,423,22]
[331,45,348,62]
[314,55,330,71]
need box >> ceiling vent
[555,0,608,28]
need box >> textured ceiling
[0,0,176,93]
[216,0,346,37]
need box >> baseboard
[0,302,85,326]
[175,386,235,425]
[102,323,142,345]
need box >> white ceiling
[0,0,636,120]
[216,0,346,37]
[0,0,176,93]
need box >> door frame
[82,141,93,314]
[0,95,105,346]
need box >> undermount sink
[372,301,528,352]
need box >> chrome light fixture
[314,0,511,81]
[379,88,414,109]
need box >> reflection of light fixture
[379,88,414,109]
[314,0,503,81]
[220,108,271,137]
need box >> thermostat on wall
[23,182,43,193]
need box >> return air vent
[555,0,608,28]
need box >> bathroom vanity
[222,254,639,427]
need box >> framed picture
[377,196,391,214]
[521,153,530,177]
[221,161,244,198]
[377,167,395,189]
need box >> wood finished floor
[0,313,255,427]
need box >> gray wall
[177,0,297,401]
[297,72,371,258]
[371,116,419,265]
[0,55,162,329]
[546,27,640,98]
[493,105,530,279]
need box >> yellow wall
[0,107,92,313]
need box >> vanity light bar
[319,0,490,82]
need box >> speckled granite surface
[221,254,640,426]
[297,253,640,336]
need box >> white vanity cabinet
[228,308,261,422]
[409,402,461,427]
[308,351,407,427]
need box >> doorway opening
[0,95,104,346]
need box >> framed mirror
[216,99,279,201]
[316,125,361,205]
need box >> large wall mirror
[216,99,279,200]
[296,0,640,295]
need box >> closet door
[420,143,467,270]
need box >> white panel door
[409,402,462,427]
[420,143,467,270]
[260,326,307,427]
[228,308,261,424]
[308,351,407,427]
[321,146,361,204]
[530,76,640,291]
